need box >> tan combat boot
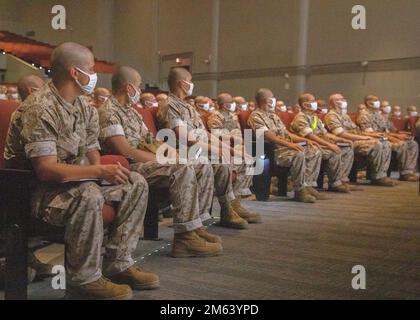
[108,266,160,290]
[400,173,419,182]
[66,276,133,300]
[343,183,364,191]
[329,184,350,193]
[231,198,262,223]
[294,188,316,203]
[306,187,328,200]
[172,231,223,258]
[219,202,249,229]
[371,177,394,187]
[195,226,222,243]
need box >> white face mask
[383,106,391,114]
[309,102,318,111]
[10,93,19,100]
[226,102,236,112]
[0,93,8,100]
[208,107,215,113]
[321,108,328,114]
[372,100,381,109]
[75,67,97,95]
[280,105,287,112]
[341,108,348,115]
[240,103,248,111]
[97,95,109,103]
[269,98,276,111]
[128,84,141,105]
[394,111,401,117]
[199,103,210,111]
[410,111,418,117]
[182,80,194,96]
[339,101,348,109]
[147,101,159,108]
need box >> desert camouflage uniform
[98,97,210,232]
[357,109,418,175]
[4,81,148,286]
[157,94,235,207]
[207,109,253,196]
[324,110,391,180]
[291,111,353,187]
[247,109,322,190]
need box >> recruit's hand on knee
[99,163,130,185]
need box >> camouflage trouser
[212,164,235,204]
[354,139,391,180]
[31,172,148,286]
[274,144,322,191]
[320,147,346,187]
[337,146,354,183]
[193,164,215,222]
[131,161,204,233]
[232,164,253,197]
[391,140,418,175]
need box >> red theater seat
[133,105,158,136]
[349,112,358,124]
[276,112,295,130]
[237,110,252,134]
[391,117,406,132]
[201,112,210,131]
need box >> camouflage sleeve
[166,103,187,129]
[207,112,224,130]
[247,112,269,132]
[98,106,125,139]
[317,119,328,136]
[324,113,345,135]
[85,106,101,152]
[291,113,312,137]
[21,107,58,159]
[357,112,374,133]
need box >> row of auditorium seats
[1,99,419,299]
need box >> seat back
[391,116,407,132]
[200,112,210,131]
[237,110,253,134]
[132,106,158,136]
[0,100,20,168]
[277,112,296,130]
[348,112,358,124]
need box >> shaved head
[328,93,344,106]
[233,96,246,104]
[298,93,315,107]
[168,67,191,92]
[255,88,273,106]
[217,93,233,106]
[156,93,168,107]
[194,96,207,105]
[364,95,379,107]
[17,74,45,100]
[94,87,111,97]
[140,92,157,107]
[112,66,142,93]
[51,42,95,81]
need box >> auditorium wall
[1,0,420,109]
